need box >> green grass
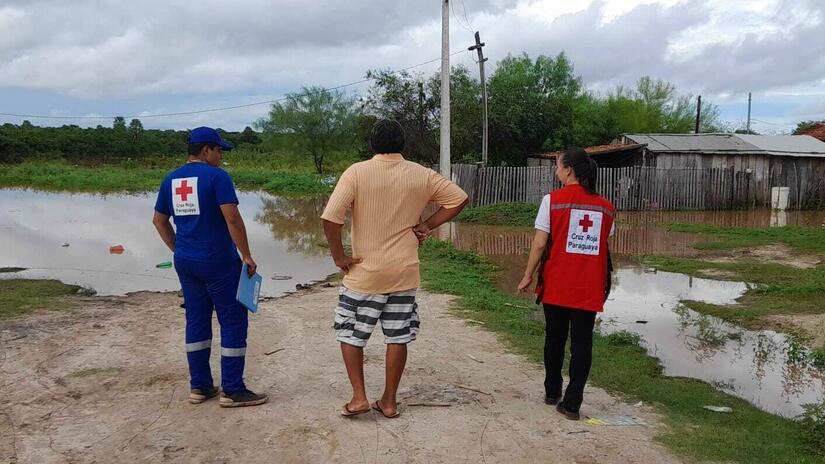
[666,222,825,253]
[812,349,825,369]
[0,149,360,195]
[456,202,539,227]
[418,239,824,463]
[643,256,825,328]
[0,279,81,318]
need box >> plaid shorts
[333,286,420,347]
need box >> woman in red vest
[518,147,615,420]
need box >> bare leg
[378,343,408,416]
[341,343,370,411]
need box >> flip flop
[372,401,401,419]
[340,402,371,417]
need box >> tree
[0,131,17,162]
[550,92,619,149]
[113,116,126,131]
[256,196,328,257]
[427,66,482,163]
[255,86,358,174]
[487,52,583,165]
[605,77,722,135]
[794,120,825,135]
[363,69,439,164]
[128,118,144,143]
[239,126,261,145]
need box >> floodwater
[2,189,823,417]
[603,269,823,418]
[443,221,824,418]
[0,189,337,297]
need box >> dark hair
[187,142,217,156]
[370,119,405,154]
[561,147,598,194]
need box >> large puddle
[2,189,823,417]
[444,222,824,418]
[0,189,337,297]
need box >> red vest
[538,184,615,312]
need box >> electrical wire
[451,0,475,33]
[751,118,798,128]
[0,51,466,120]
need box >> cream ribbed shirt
[321,154,468,293]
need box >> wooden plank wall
[452,163,825,210]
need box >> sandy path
[0,287,681,463]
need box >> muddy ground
[707,244,820,269]
[1,287,681,463]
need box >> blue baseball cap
[188,126,234,151]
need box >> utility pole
[747,92,752,134]
[468,31,489,165]
[695,95,702,134]
[440,0,451,179]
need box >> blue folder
[236,263,262,313]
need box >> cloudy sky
[0,0,822,133]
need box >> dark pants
[543,304,597,412]
[175,257,248,394]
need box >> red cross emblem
[579,214,594,232]
[176,180,193,201]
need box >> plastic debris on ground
[584,415,648,426]
[703,405,733,413]
[62,243,70,247]
[156,261,173,269]
[270,275,293,281]
[109,245,125,254]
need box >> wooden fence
[452,164,822,210]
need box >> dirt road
[1,287,681,463]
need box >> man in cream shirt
[321,120,468,418]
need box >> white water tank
[771,187,790,211]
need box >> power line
[451,0,474,33]
[458,0,474,30]
[0,51,466,121]
[751,118,797,128]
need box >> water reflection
[256,196,329,258]
[0,189,337,297]
[445,221,712,294]
[603,270,821,418]
[446,222,824,418]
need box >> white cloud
[0,0,824,129]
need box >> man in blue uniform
[152,126,267,408]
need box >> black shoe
[189,386,219,404]
[556,402,581,421]
[544,395,562,405]
[219,389,268,408]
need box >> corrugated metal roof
[737,135,825,157]
[623,133,825,157]
[623,134,761,153]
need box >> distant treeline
[0,118,262,163]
